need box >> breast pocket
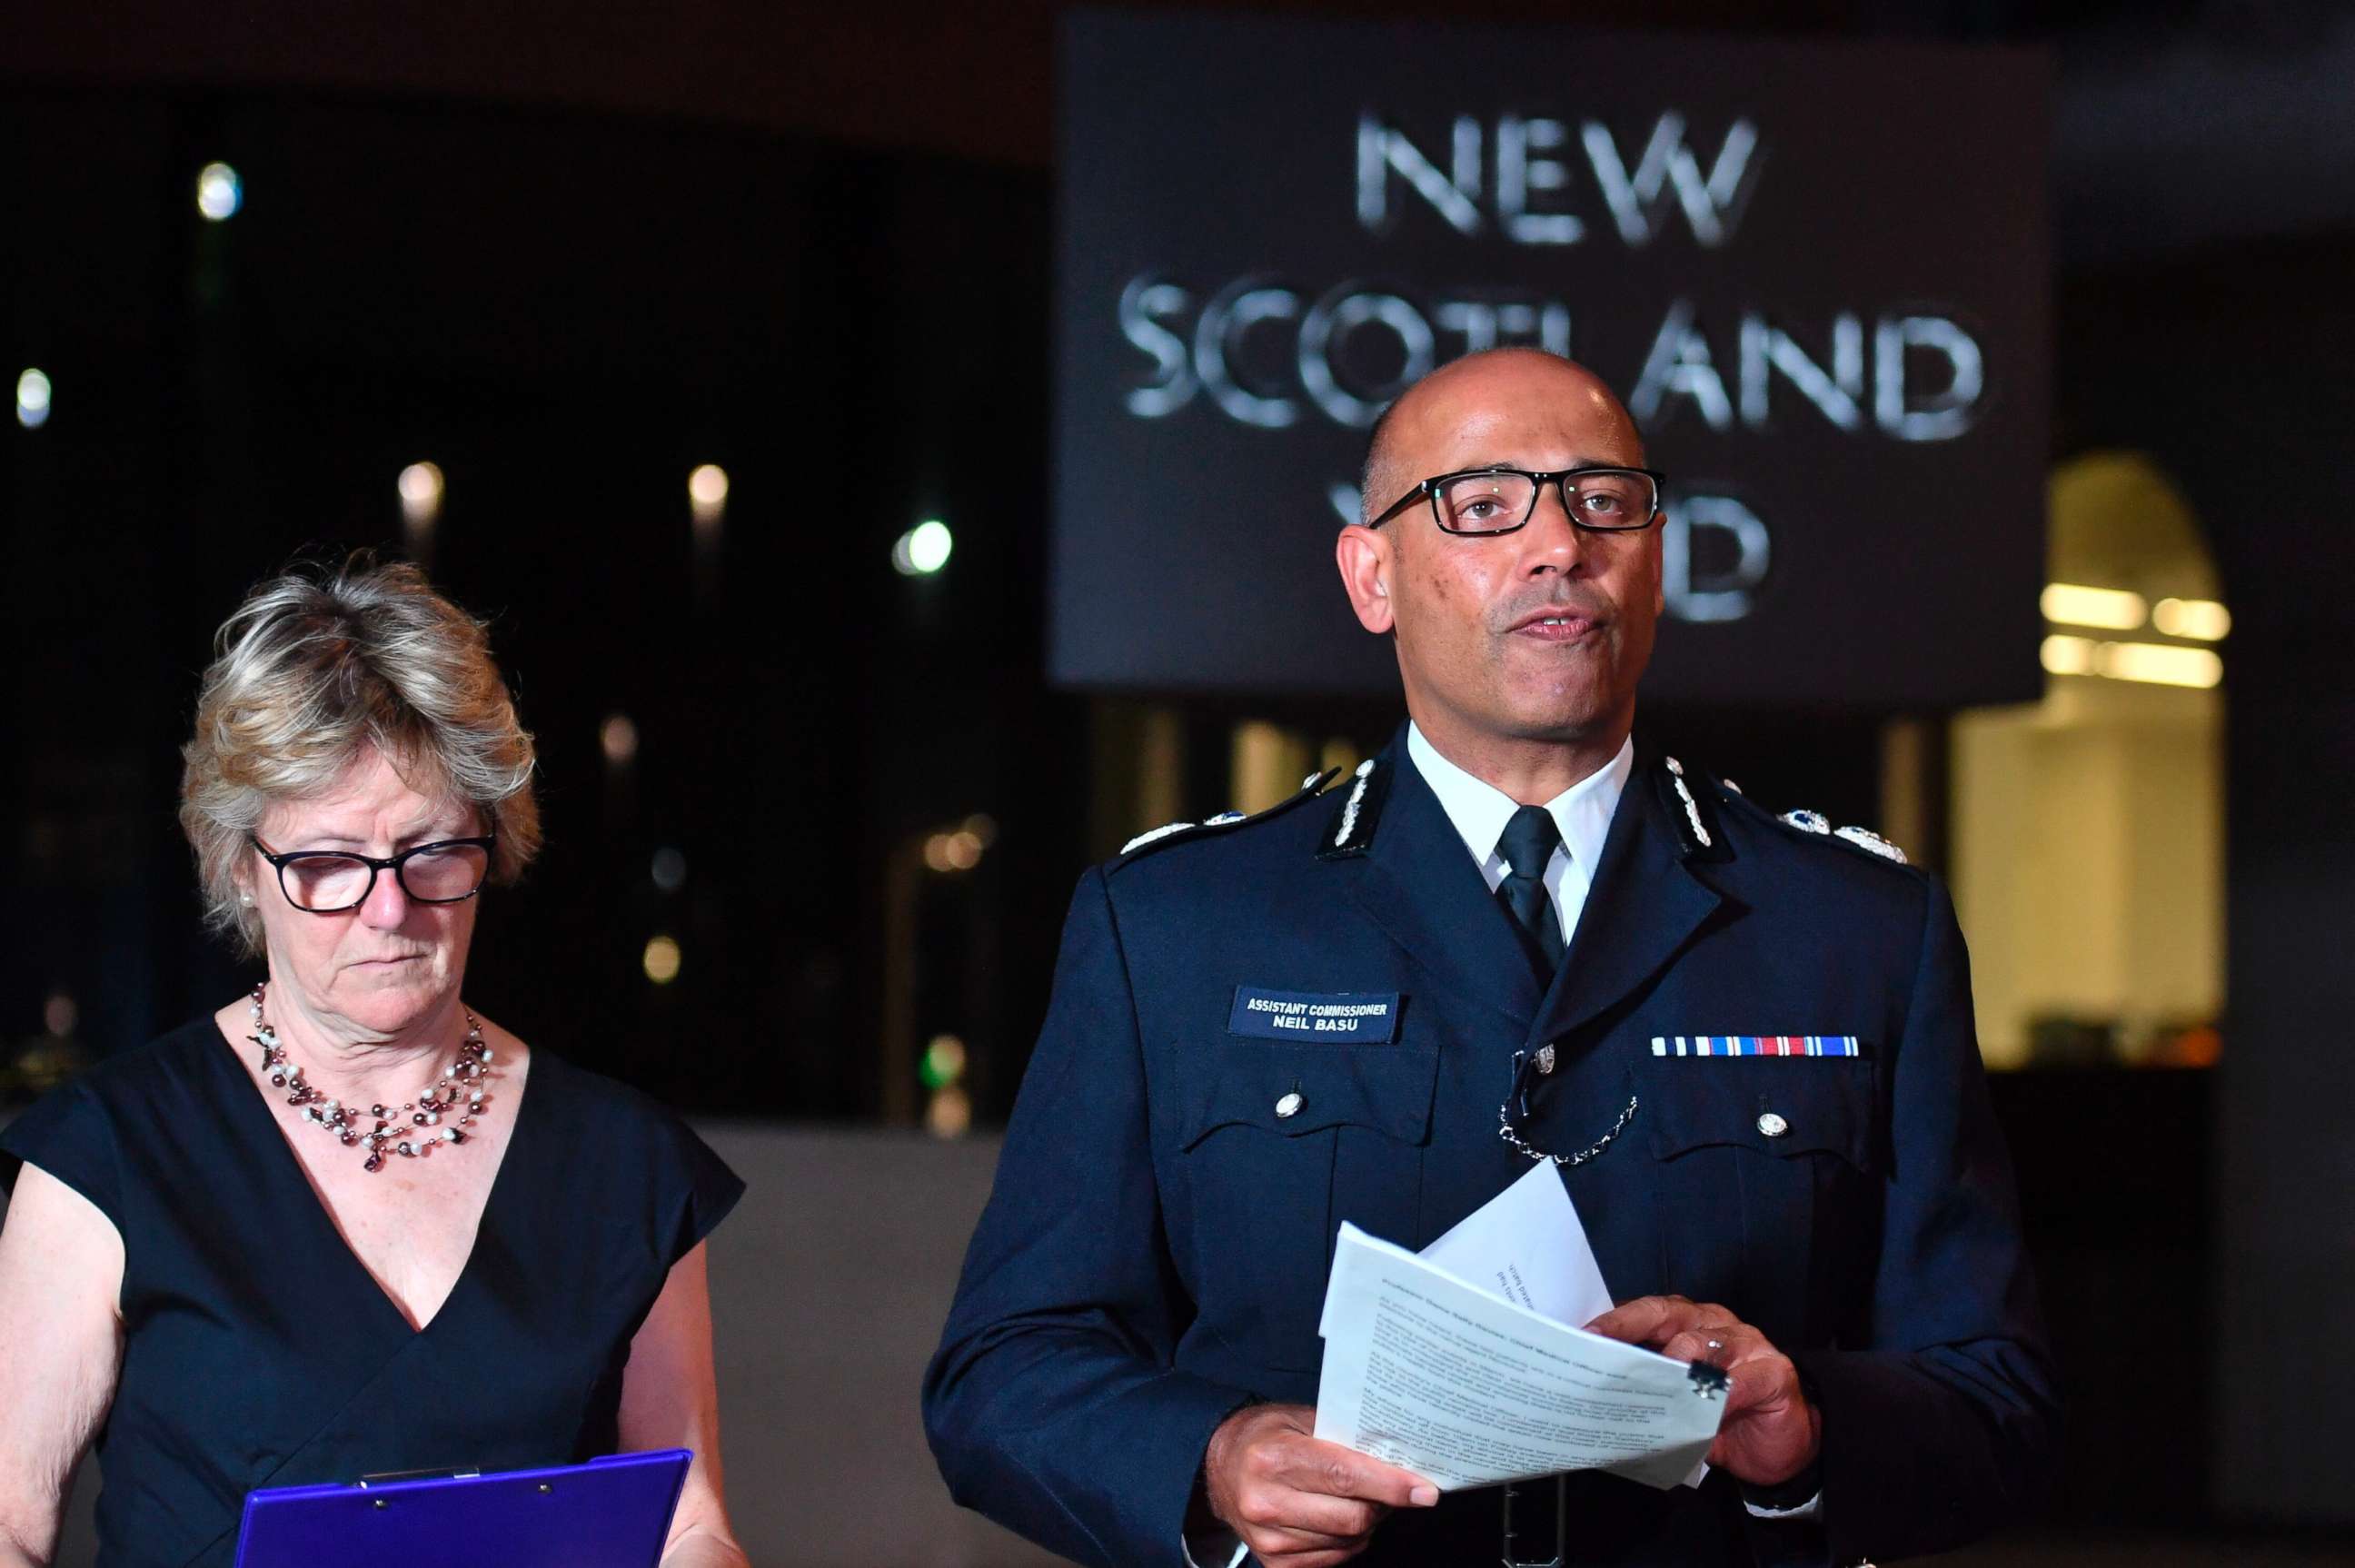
[1177,1038,1439,1372]
[1639,1054,1879,1348]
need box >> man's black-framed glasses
[249,833,495,913]
[1369,465,1667,535]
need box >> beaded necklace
[248,982,492,1172]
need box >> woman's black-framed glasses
[248,833,495,913]
[1369,465,1667,535]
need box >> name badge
[1228,987,1403,1043]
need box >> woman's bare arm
[0,1166,124,1568]
[616,1242,749,1568]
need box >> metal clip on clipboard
[356,1465,482,1487]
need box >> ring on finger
[1704,1338,1725,1355]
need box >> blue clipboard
[233,1449,691,1568]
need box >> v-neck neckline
[207,1014,542,1337]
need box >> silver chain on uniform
[1497,1093,1640,1166]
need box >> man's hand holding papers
[1300,1156,1828,1533]
[1310,1224,1726,1494]
[1193,1404,1438,1568]
[1207,1164,1825,1566]
[1584,1295,1823,1491]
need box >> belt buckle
[1499,1474,1565,1568]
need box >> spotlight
[2039,582,2145,631]
[196,162,243,221]
[2042,633,2221,690]
[399,462,444,523]
[921,1034,968,1089]
[689,464,730,526]
[15,368,51,429]
[925,1085,972,1138]
[2096,640,2221,690]
[2151,598,2231,642]
[642,935,682,984]
[892,520,953,576]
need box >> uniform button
[1276,1092,1303,1119]
[1756,1112,1789,1138]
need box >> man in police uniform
[924,350,2056,1568]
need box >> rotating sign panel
[1051,12,2050,707]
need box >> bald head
[1360,350,1643,525]
[1333,345,1663,792]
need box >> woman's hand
[651,1524,750,1568]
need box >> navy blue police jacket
[924,729,2058,1567]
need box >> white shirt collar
[1406,722,1633,890]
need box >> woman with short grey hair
[179,559,543,953]
[0,557,750,1568]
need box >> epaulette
[1317,757,1392,859]
[1709,772,1913,867]
[1110,768,1341,871]
[1653,756,1734,863]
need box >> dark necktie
[1495,805,1567,978]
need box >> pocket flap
[1179,1039,1440,1150]
[1640,1054,1874,1168]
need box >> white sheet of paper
[1312,1224,1724,1493]
[1422,1164,1710,1490]
[1417,1158,1615,1329]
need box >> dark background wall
[2053,236,2355,1521]
[2,88,1073,1120]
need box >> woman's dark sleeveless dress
[0,1016,743,1568]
